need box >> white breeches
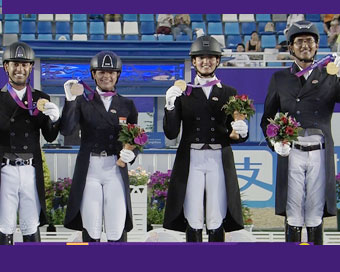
[0,164,40,235]
[286,148,326,227]
[183,149,227,230]
[80,155,126,241]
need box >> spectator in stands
[163,36,247,242]
[89,14,104,21]
[245,31,261,52]
[61,51,138,243]
[104,14,121,23]
[0,42,60,245]
[223,43,250,67]
[156,14,174,35]
[276,40,294,65]
[172,14,193,40]
[327,18,340,51]
[261,20,340,245]
[321,14,339,35]
[284,14,305,35]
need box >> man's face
[92,70,119,91]
[192,55,220,77]
[4,61,32,88]
[290,34,319,62]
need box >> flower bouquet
[222,94,255,139]
[266,112,302,145]
[116,123,148,167]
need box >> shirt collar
[194,75,222,88]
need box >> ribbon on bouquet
[7,82,39,116]
[295,54,335,77]
[77,78,117,102]
[184,79,221,96]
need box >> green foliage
[147,206,165,225]
[242,206,253,225]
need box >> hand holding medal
[326,53,340,76]
[36,98,49,111]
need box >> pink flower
[134,133,148,145]
[266,123,280,138]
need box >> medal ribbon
[77,79,117,102]
[295,54,335,77]
[185,79,221,96]
[7,83,39,116]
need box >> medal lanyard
[77,79,117,102]
[185,79,221,96]
[294,54,335,77]
[7,82,39,116]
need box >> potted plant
[45,177,72,231]
[336,173,340,231]
[242,205,254,232]
[147,170,171,229]
[129,167,150,232]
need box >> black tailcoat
[163,83,247,232]
[0,84,60,226]
[260,63,340,217]
[60,93,138,231]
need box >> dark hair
[236,43,245,49]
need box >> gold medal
[174,80,187,92]
[36,98,49,111]
[70,83,84,96]
[326,62,339,75]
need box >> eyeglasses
[293,38,316,46]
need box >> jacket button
[195,138,200,142]
[26,119,30,124]
[23,146,28,150]
[196,128,200,131]
[196,117,200,121]
[211,138,215,142]
[109,135,114,139]
[11,146,16,150]
[94,143,99,147]
[25,133,29,137]
[314,111,318,115]
[296,98,300,102]
[296,111,300,115]
[211,128,215,131]
[211,117,215,121]
[10,132,15,136]
[10,118,15,123]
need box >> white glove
[333,53,340,77]
[165,86,182,110]
[231,120,248,138]
[119,149,136,163]
[273,142,291,157]
[64,79,79,101]
[42,102,60,122]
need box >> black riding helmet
[2,41,35,65]
[190,36,222,77]
[189,35,223,57]
[90,51,122,81]
[286,20,319,63]
[286,20,320,45]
